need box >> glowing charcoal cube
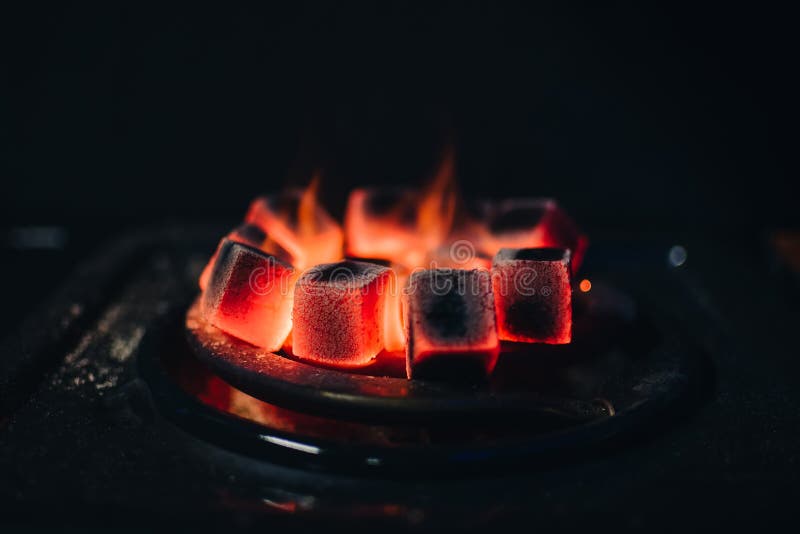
[482,198,587,274]
[202,240,297,351]
[245,189,343,269]
[199,223,271,291]
[404,269,499,380]
[491,247,572,344]
[344,187,421,263]
[345,257,406,353]
[292,260,391,366]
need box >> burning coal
[199,152,586,380]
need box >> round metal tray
[136,280,706,474]
[183,282,698,425]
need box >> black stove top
[1,225,798,531]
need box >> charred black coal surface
[422,290,468,339]
[498,247,570,262]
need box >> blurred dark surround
[1,2,797,232]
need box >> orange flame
[344,146,459,270]
[381,269,406,353]
[199,147,587,360]
[413,146,458,265]
[246,175,343,270]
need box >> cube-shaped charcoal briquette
[491,247,572,344]
[345,257,406,353]
[245,190,343,269]
[202,240,297,350]
[199,223,272,291]
[482,198,587,275]
[292,260,391,366]
[344,187,420,262]
[404,269,499,380]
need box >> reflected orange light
[579,279,592,292]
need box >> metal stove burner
[136,278,703,474]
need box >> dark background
[3,2,797,227]
[0,2,798,327]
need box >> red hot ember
[202,240,297,351]
[344,148,457,269]
[245,179,343,270]
[404,269,500,380]
[345,187,419,262]
[481,198,587,275]
[492,247,573,344]
[292,260,392,367]
[198,223,290,291]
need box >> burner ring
[139,279,706,473]
[182,282,698,425]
